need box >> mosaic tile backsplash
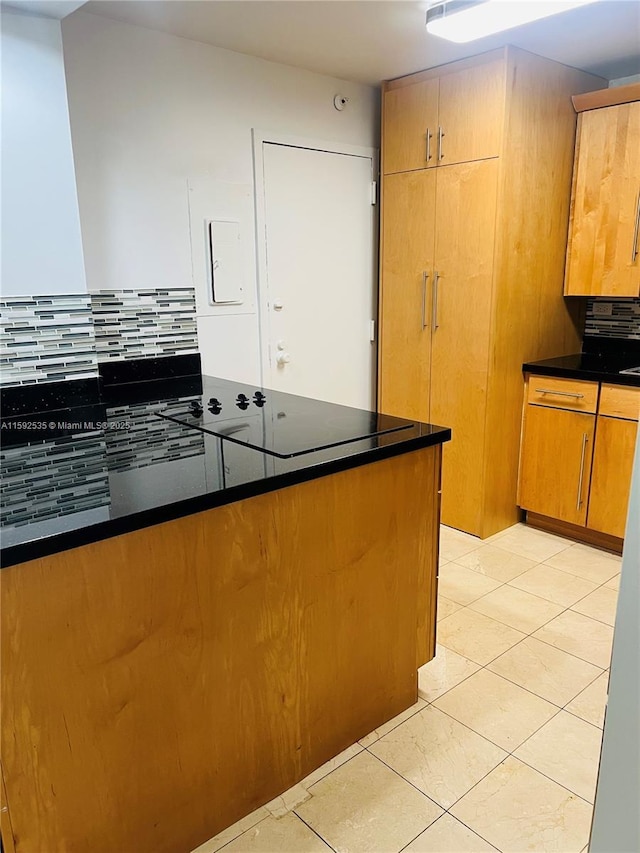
[0,398,205,528]
[91,289,198,361]
[0,295,99,387]
[0,432,109,527]
[1,288,199,386]
[105,398,205,472]
[585,298,640,339]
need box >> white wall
[61,11,380,383]
[1,8,87,296]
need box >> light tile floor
[193,523,619,853]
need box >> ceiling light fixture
[426,0,600,43]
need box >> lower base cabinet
[588,414,639,539]
[518,405,595,526]
[518,375,639,544]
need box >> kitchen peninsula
[0,372,450,853]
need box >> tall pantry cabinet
[378,47,604,538]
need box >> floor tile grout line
[300,747,366,793]
[437,591,613,671]
[530,559,621,586]
[442,524,621,583]
[211,812,272,853]
[505,576,615,614]
[447,548,620,611]
[449,564,618,636]
[562,701,608,729]
[568,603,617,628]
[508,750,599,806]
[433,613,607,711]
[429,695,564,755]
[443,751,595,817]
[396,810,502,853]
[357,700,428,750]
[426,640,606,719]
[360,745,450,813]
[529,631,613,671]
[466,588,566,632]
[436,812,502,852]
[291,810,338,852]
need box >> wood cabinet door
[588,416,638,538]
[378,170,436,421]
[565,102,640,297]
[430,159,499,535]
[382,79,439,175]
[437,60,505,167]
[518,405,595,526]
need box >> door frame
[251,129,379,389]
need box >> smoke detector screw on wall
[334,94,349,111]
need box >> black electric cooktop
[158,377,416,458]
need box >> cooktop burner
[157,378,417,458]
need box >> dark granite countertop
[523,337,640,388]
[1,373,450,569]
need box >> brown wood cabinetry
[588,416,638,538]
[380,160,498,530]
[430,159,499,533]
[518,403,595,526]
[379,46,603,537]
[588,383,640,538]
[526,376,599,412]
[1,448,441,853]
[565,88,640,297]
[379,170,436,422]
[518,375,639,546]
[382,56,505,175]
[383,78,439,174]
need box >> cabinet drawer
[527,376,599,413]
[599,383,640,420]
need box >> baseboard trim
[526,512,623,555]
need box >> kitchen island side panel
[1,446,439,853]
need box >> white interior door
[258,140,377,409]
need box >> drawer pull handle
[426,128,432,162]
[437,126,445,161]
[535,389,584,399]
[633,189,640,263]
[421,271,429,330]
[576,433,588,510]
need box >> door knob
[276,352,291,366]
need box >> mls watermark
[1,420,131,431]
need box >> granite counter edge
[0,428,451,569]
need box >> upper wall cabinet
[382,58,505,175]
[565,86,640,297]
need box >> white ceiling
[82,0,640,85]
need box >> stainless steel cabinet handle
[632,189,640,263]
[426,128,432,162]
[576,433,588,510]
[535,389,584,399]
[437,126,445,161]
[432,271,440,331]
[421,271,429,330]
